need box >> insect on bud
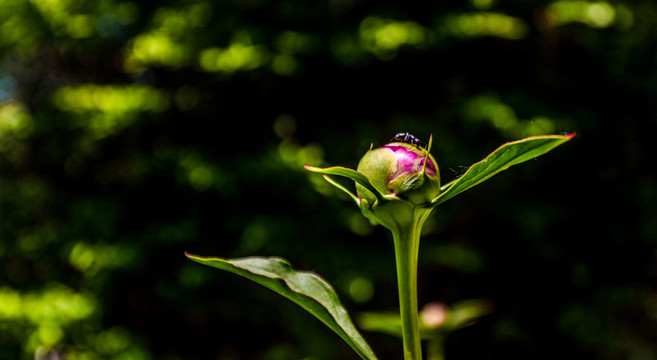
[357,133,441,206]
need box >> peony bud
[356,134,441,206]
[306,131,573,233]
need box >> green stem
[426,334,445,360]
[392,208,431,360]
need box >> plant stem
[392,209,430,360]
[426,334,445,360]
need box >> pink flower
[383,144,438,182]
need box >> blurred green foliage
[1,0,656,359]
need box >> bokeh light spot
[95,327,131,355]
[188,166,214,191]
[463,94,560,138]
[0,102,33,138]
[67,14,94,38]
[240,221,270,253]
[273,114,297,139]
[37,322,63,347]
[360,16,428,59]
[0,287,22,318]
[348,212,373,236]
[547,1,618,28]
[348,276,374,303]
[445,12,527,40]
[199,42,267,73]
[271,54,298,76]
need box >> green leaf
[185,253,378,360]
[304,165,388,203]
[432,134,574,206]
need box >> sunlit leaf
[432,134,574,206]
[185,253,378,360]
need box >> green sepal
[322,174,360,205]
[304,165,393,204]
[431,133,574,206]
[185,253,378,360]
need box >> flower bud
[356,135,441,206]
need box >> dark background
[1,0,656,359]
